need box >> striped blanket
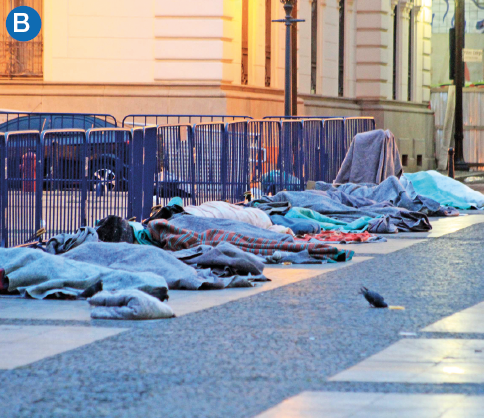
[148,220,354,262]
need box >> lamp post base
[454,160,470,172]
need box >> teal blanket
[285,207,373,232]
[404,171,484,210]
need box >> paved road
[1,221,484,417]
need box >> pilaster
[355,0,392,100]
[153,0,235,84]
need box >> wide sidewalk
[1,213,484,417]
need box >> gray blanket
[0,241,268,299]
[173,243,267,284]
[168,215,294,242]
[89,290,175,320]
[46,227,98,255]
[316,176,442,214]
[254,179,432,232]
[335,129,403,184]
[0,246,169,300]
[62,242,259,291]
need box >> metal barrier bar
[323,118,346,183]
[280,120,305,191]
[142,126,159,220]
[192,122,226,205]
[0,133,6,247]
[5,130,42,247]
[41,129,87,240]
[85,128,132,226]
[0,112,117,132]
[301,119,324,183]
[263,115,345,120]
[153,124,195,209]
[122,114,252,128]
[224,121,250,203]
[248,120,305,196]
[130,127,145,221]
[344,117,376,152]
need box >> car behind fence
[0,113,375,247]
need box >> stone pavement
[1,214,484,417]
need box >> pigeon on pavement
[359,286,388,308]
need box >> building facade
[1,0,435,172]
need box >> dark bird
[359,287,388,308]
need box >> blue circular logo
[6,6,42,42]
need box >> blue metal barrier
[248,120,305,197]
[225,121,250,203]
[153,124,195,209]
[323,118,346,182]
[42,129,87,239]
[301,119,324,183]
[122,114,252,128]
[0,112,117,132]
[0,115,377,246]
[193,122,226,205]
[263,115,345,120]
[85,128,133,225]
[5,131,43,247]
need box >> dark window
[311,0,317,94]
[417,155,422,166]
[241,0,249,85]
[265,0,271,87]
[338,0,345,97]
[392,6,398,100]
[402,154,408,166]
[408,9,413,101]
[0,0,43,78]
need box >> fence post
[297,120,305,190]
[80,131,88,227]
[142,126,157,220]
[189,125,197,206]
[131,128,144,221]
[35,134,43,234]
[221,123,229,201]
[0,134,6,247]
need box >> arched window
[0,0,43,78]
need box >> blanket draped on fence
[148,219,354,262]
[335,129,403,184]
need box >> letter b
[14,13,30,33]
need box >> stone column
[395,0,413,101]
[421,1,432,102]
[321,0,339,97]
[344,0,357,98]
[411,1,423,103]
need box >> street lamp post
[454,0,469,171]
[273,0,304,117]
